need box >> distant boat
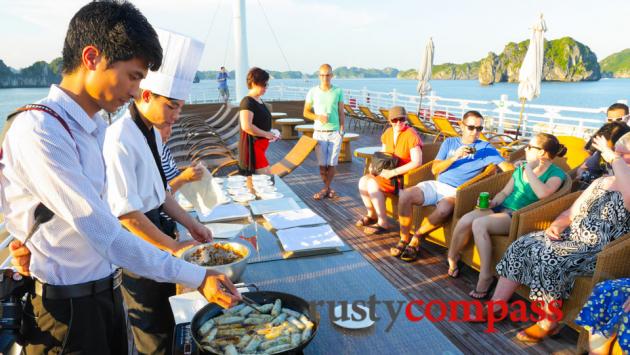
[193,73,200,83]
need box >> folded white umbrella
[516,14,547,137]
[417,37,434,115]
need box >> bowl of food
[181,242,251,282]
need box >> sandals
[327,189,338,199]
[363,225,390,235]
[390,239,410,257]
[447,258,462,278]
[355,216,378,227]
[469,277,498,300]
[516,323,562,343]
[400,244,421,262]
[313,188,329,200]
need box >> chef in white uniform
[103,29,220,355]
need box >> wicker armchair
[383,143,441,218]
[514,190,630,347]
[450,170,572,271]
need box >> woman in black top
[238,67,278,174]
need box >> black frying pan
[191,291,320,354]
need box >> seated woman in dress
[238,67,279,175]
[447,133,567,299]
[356,106,422,237]
[575,278,629,354]
[488,132,630,343]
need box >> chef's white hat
[141,28,204,101]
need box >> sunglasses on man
[464,125,483,132]
[390,117,405,123]
[607,114,630,123]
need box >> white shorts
[415,180,457,206]
[313,131,342,166]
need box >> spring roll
[215,316,245,325]
[264,343,292,354]
[224,344,238,355]
[281,308,301,318]
[243,335,263,353]
[271,299,282,316]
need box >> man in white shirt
[102,29,211,354]
[1,2,239,354]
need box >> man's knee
[399,187,423,207]
[432,199,455,220]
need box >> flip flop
[355,216,378,227]
[400,244,421,262]
[390,239,409,257]
[447,259,462,278]
[469,277,498,300]
[313,189,329,200]
[363,225,390,235]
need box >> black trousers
[122,207,177,355]
[21,287,128,354]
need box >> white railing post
[498,94,508,134]
[429,90,436,118]
[392,89,398,106]
[362,86,368,107]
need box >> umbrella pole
[417,94,424,118]
[515,98,526,140]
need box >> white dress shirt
[0,85,206,287]
[103,113,165,217]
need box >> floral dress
[495,178,630,302]
[575,278,629,353]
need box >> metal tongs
[222,282,262,310]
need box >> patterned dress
[575,278,629,353]
[496,178,630,302]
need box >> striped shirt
[0,85,205,288]
[161,145,181,182]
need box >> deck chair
[406,112,438,137]
[431,116,460,142]
[450,170,572,271]
[383,143,442,218]
[378,108,389,120]
[513,191,630,343]
[407,163,498,248]
[269,136,318,177]
[358,105,387,133]
[343,104,368,131]
[556,136,590,178]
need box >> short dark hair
[607,103,629,115]
[62,0,162,74]
[246,67,269,89]
[462,110,483,122]
[535,133,567,158]
[585,121,630,152]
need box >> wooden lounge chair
[378,108,389,120]
[514,191,630,350]
[450,170,572,271]
[269,135,318,177]
[358,105,387,133]
[406,112,438,137]
[343,104,368,131]
[431,116,460,142]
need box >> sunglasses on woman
[526,144,542,151]
[390,117,405,123]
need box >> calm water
[2,78,630,127]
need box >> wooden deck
[183,102,580,355]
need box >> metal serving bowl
[180,241,250,282]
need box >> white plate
[332,304,375,329]
[228,187,250,196]
[233,193,256,203]
[253,180,273,187]
[254,186,277,193]
[258,192,283,200]
[252,174,271,181]
[227,181,247,189]
[227,175,247,182]
[213,177,225,185]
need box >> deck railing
[188,84,618,140]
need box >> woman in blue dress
[575,278,629,354]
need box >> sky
[2,0,630,73]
